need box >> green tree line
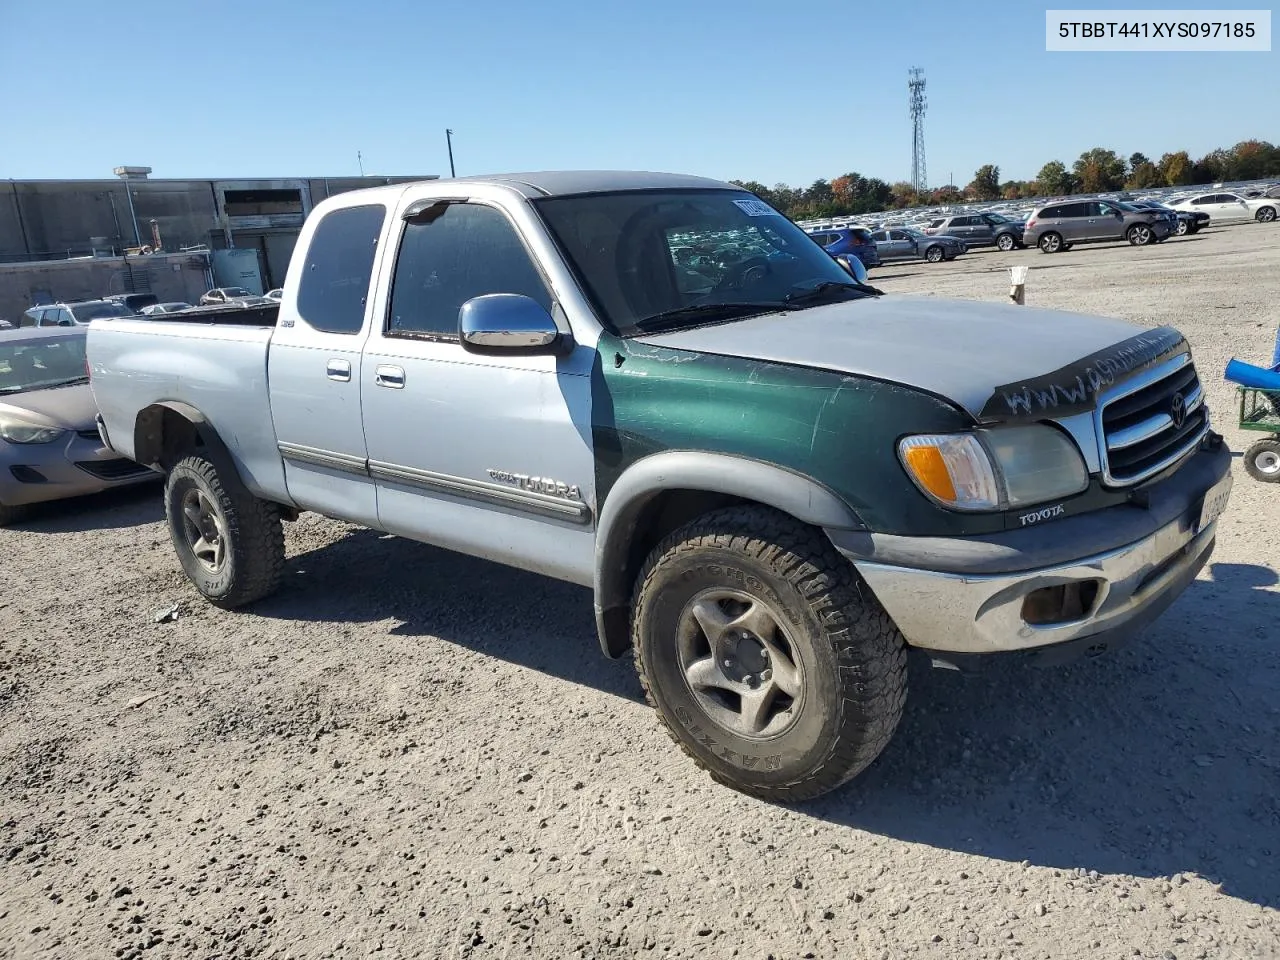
[732,139,1280,221]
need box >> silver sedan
[871,227,966,263]
[0,328,157,525]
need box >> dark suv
[922,212,1026,251]
[805,227,882,269]
[1023,200,1172,253]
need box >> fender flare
[592,450,865,658]
[133,401,243,487]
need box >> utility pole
[357,151,365,176]
[446,129,456,178]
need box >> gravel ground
[2,223,1278,960]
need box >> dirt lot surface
[3,224,1279,959]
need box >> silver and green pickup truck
[86,171,1232,801]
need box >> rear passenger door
[267,201,389,527]
[358,195,597,586]
[1056,203,1091,242]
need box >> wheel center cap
[723,633,769,681]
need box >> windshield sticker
[732,199,779,217]
[979,326,1187,420]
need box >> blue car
[805,226,882,269]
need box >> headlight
[899,426,1088,512]
[0,416,67,444]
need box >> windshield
[0,336,89,394]
[69,302,132,322]
[984,213,1010,224]
[901,228,926,239]
[223,287,251,298]
[534,190,870,336]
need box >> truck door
[359,198,596,586]
[266,201,389,527]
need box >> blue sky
[0,0,1273,188]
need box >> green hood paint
[592,333,993,536]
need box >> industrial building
[1,170,436,320]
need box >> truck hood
[634,295,1187,422]
[0,383,96,430]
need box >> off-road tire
[996,233,1016,252]
[164,453,285,607]
[1039,232,1063,254]
[1244,438,1280,483]
[631,506,907,803]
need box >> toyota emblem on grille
[1170,391,1186,429]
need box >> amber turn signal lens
[902,445,957,502]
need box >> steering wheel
[712,255,771,293]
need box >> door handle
[375,365,405,389]
[326,359,352,382]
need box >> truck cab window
[296,203,386,334]
[386,203,552,339]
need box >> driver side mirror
[834,254,868,284]
[459,293,571,356]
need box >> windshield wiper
[16,376,90,393]
[784,280,881,305]
[632,301,790,333]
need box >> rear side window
[1038,206,1061,220]
[386,203,551,340]
[296,203,386,334]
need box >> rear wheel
[996,233,1016,252]
[1127,223,1153,246]
[632,506,907,802]
[925,245,944,263]
[164,453,285,607]
[1244,439,1280,483]
[1039,232,1063,253]
[1256,206,1277,223]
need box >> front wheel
[1256,206,1277,223]
[1039,232,1063,253]
[632,506,907,802]
[1244,439,1280,482]
[1127,224,1153,246]
[1175,219,1189,236]
[996,233,1016,252]
[164,453,285,608]
[925,245,944,263]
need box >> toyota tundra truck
[86,171,1233,801]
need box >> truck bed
[154,303,279,326]
[86,316,290,503]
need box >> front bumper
[1,429,157,508]
[829,443,1230,659]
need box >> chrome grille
[1098,354,1208,486]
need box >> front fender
[591,450,864,657]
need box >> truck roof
[345,171,738,202]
